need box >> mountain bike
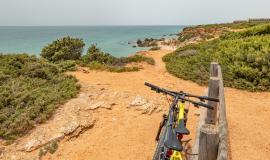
[144,82,219,160]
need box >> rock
[23,133,65,152]
[24,137,43,152]
[129,96,157,114]
[118,92,129,99]
[22,117,94,152]
[86,101,108,110]
[130,96,148,106]
[138,102,157,115]
[61,121,80,135]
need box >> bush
[81,45,155,72]
[54,60,77,72]
[87,61,140,73]
[164,23,270,91]
[39,140,59,158]
[0,54,80,139]
[126,55,155,65]
[41,36,85,62]
[81,45,116,65]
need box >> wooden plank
[217,66,229,160]
[198,124,219,160]
[206,77,220,125]
[191,106,207,160]
[210,62,219,77]
[190,89,208,160]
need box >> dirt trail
[43,50,204,160]
[47,50,270,160]
[1,50,270,160]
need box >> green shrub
[54,60,77,72]
[0,54,80,139]
[221,23,270,39]
[41,36,85,62]
[38,140,59,158]
[82,45,117,65]
[87,61,140,73]
[126,55,155,65]
[81,45,155,72]
[164,24,270,91]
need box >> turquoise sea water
[0,26,185,57]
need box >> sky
[0,0,269,26]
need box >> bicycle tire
[152,120,167,160]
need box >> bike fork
[155,114,168,141]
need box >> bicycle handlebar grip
[145,82,162,92]
[144,82,157,89]
[201,96,220,102]
[194,101,214,110]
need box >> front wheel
[152,120,167,160]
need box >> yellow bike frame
[170,101,185,160]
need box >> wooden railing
[191,62,228,160]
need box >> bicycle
[144,82,219,160]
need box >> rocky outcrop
[0,84,130,160]
[19,93,96,152]
[129,95,157,114]
[178,26,229,42]
[0,82,162,160]
[136,38,165,47]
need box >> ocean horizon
[0,25,186,57]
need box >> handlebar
[145,82,219,110]
[145,82,175,96]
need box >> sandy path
[42,50,270,160]
[41,50,204,160]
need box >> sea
[0,26,185,57]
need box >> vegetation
[87,61,140,72]
[0,36,155,140]
[54,60,77,72]
[39,140,59,158]
[164,23,270,91]
[81,45,155,72]
[0,54,80,139]
[178,21,270,43]
[41,36,85,62]
[195,21,270,30]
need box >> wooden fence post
[206,77,219,124]
[191,106,207,160]
[198,124,219,160]
[192,63,229,160]
[210,62,218,77]
[217,66,229,160]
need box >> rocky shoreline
[131,25,230,52]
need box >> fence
[191,62,228,160]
